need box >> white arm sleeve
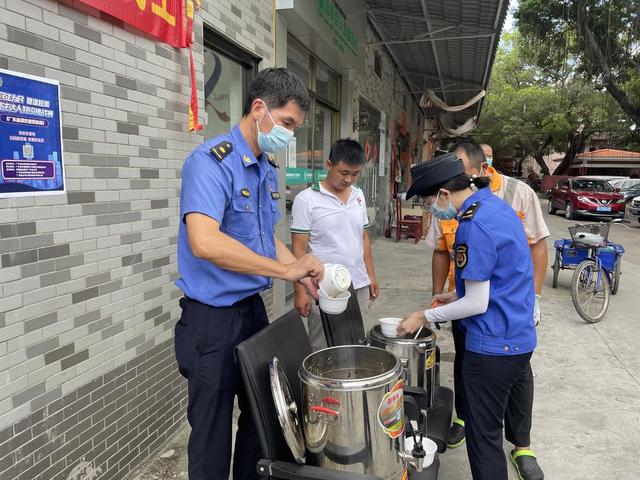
[424,280,490,323]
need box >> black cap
[406,153,465,199]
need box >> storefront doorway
[285,35,341,215]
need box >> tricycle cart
[552,222,625,323]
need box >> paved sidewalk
[132,215,640,480]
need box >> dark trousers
[452,321,466,420]
[452,323,533,447]
[174,294,268,480]
[462,351,533,480]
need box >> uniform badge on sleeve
[270,191,280,200]
[456,244,468,269]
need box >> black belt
[181,293,260,309]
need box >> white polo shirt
[290,183,371,289]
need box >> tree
[474,31,633,175]
[474,33,578,175]
[515,0,640,126]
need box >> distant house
[568,148,640,177]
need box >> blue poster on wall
[0,69,64,197]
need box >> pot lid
[269,357,306,464]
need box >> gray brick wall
[0,0,273,478]
[0,339,186,480]
[200,0,274,68]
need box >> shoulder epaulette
[267,154,279,168]
[460,202,480,221]
[210,141,233,162]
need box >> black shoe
[510,449,544,480]
[446,418,465,448]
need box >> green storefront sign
[286,168,327,185]
[315,0,359,56]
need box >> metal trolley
[552,222,625,323]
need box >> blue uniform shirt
[176,125,281,307]
[454,187,536,356]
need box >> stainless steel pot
[299,345,406,479]
[369,325,436,410]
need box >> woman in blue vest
[398,153,537,480]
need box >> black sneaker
[510,449,544,480]
[446,418,465,448]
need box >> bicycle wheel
[611,261,621,295]
[571,259,610,323]
[552,251,561,288]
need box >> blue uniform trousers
[174,293,268,480]
[462,350,533,480]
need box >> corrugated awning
[366,0,510,134]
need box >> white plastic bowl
[405,436,438,469]
[318,289,351,315]
[319,263,351,297]
[379,317,402,337]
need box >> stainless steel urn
[298,345,406,479]
[369,325,436,410]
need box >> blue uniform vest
[454,187,536,355]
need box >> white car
[628,196,640,223]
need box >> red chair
[401,215,423,243]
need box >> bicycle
[552,219,627,323]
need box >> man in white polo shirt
[291,139,379,350]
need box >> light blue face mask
[256,104,294,153]
[485,156,493,167]
[430,192,458,220]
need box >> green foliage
[515,0,640,125]
[474,30,636,174]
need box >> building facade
[0,1,421,479]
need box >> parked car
[614,178,640,203]
[628,196,640,223]
[607,176,635,187]
[547,177,626,219]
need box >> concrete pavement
[132,198,640,480]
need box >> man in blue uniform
[174,68,324,480]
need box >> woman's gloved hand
[534,294,541,327]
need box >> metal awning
[366,0,510,132]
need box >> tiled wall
[352,23,423,235]
[0,0,272,478]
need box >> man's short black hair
[242,68,310,116]
[329,139,365,166]
[450,138,486,169]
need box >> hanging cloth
[420,89,486,112]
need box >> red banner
[76,0,188,48]
[75,0,203,131]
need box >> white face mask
[256,103,294,153]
